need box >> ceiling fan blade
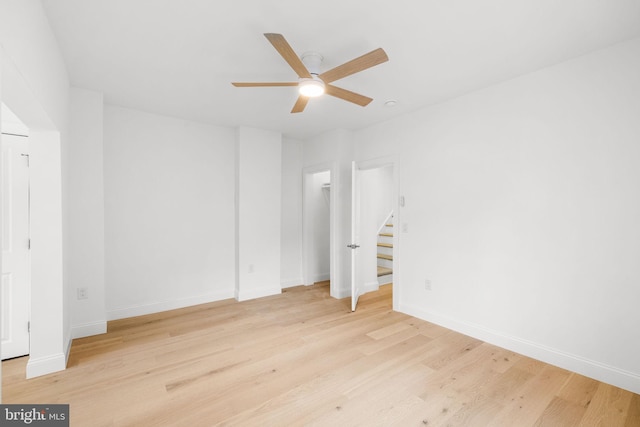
[325,85,373,107]
[291,96,309,113]
[319,48,388,84]
[232,82,298,87]
[264,33,312,79]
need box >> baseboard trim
[363,281,380,294]
[281,277,303,288]
[26,353,66,379]
[378,273,393,286]
[399,302,640,395]
[236,286,281,302]
[106,290,235,321]
[71,321,107,339]
[313,272,330,283]
[333,286,351,299]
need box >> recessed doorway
[302,163,339,297]
[1,104,31,361]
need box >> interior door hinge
[28,321,30,333]
[28,238,31,250]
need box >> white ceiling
[41,0,640,140]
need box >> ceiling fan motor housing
[301,52,324,76]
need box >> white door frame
[2,48,67,379]
[354,155,400,311]
[1,132,31,360]
[350,161,361,311]
[302,162,339,298]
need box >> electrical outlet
[77,287,89,300]
[248,264,255,273]
[424,279,432,291]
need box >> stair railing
[377,210,394,235]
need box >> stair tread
[379,233,393,237]
[377,253,393,260]
[377,242,393,248]
[377,266,393,277]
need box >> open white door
[349,161,365,311]
[1,134,30,360]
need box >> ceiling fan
[232,33,389,113]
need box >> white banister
[377,210,394,235]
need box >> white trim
[107,290,235,321]
[333,287,351,299]
[351,160,358,311]
[281,277,303,288]
[236,286,281,302]
[71,321,107,339]
[313,272,330,283]
[26,353,66,379]
[400,302,640,395]
[363,281,380,294]
[378,273,393,286]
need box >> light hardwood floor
[3,282,639,426]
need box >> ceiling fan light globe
[299,78,325,97]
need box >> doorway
[1,105,31,360]
[2,49,67,380]
[302,163,338,297]
[350,157,398,312]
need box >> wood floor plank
[624,393,640,427]
[557,373,601,408]
[490,364,572,426]
[533,396,588,426]
[412,344,518,426]
[421,331,484,370]
[484,365,535,402]
[446,395,505,426]
[3,281,638,426]
[366,320,413,340]
[579,382,634,426]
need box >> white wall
[0,0,69,129]
[0,0,70,379]
[355,37,640,393]
[103,106,236,319]
[311,171,331,282]
[235,127,282,301]
[68,88,106,337]
[374,166,393,226]
[280,138,303,288]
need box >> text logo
[1,405,69,426]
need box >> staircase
[377,219,393,285]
